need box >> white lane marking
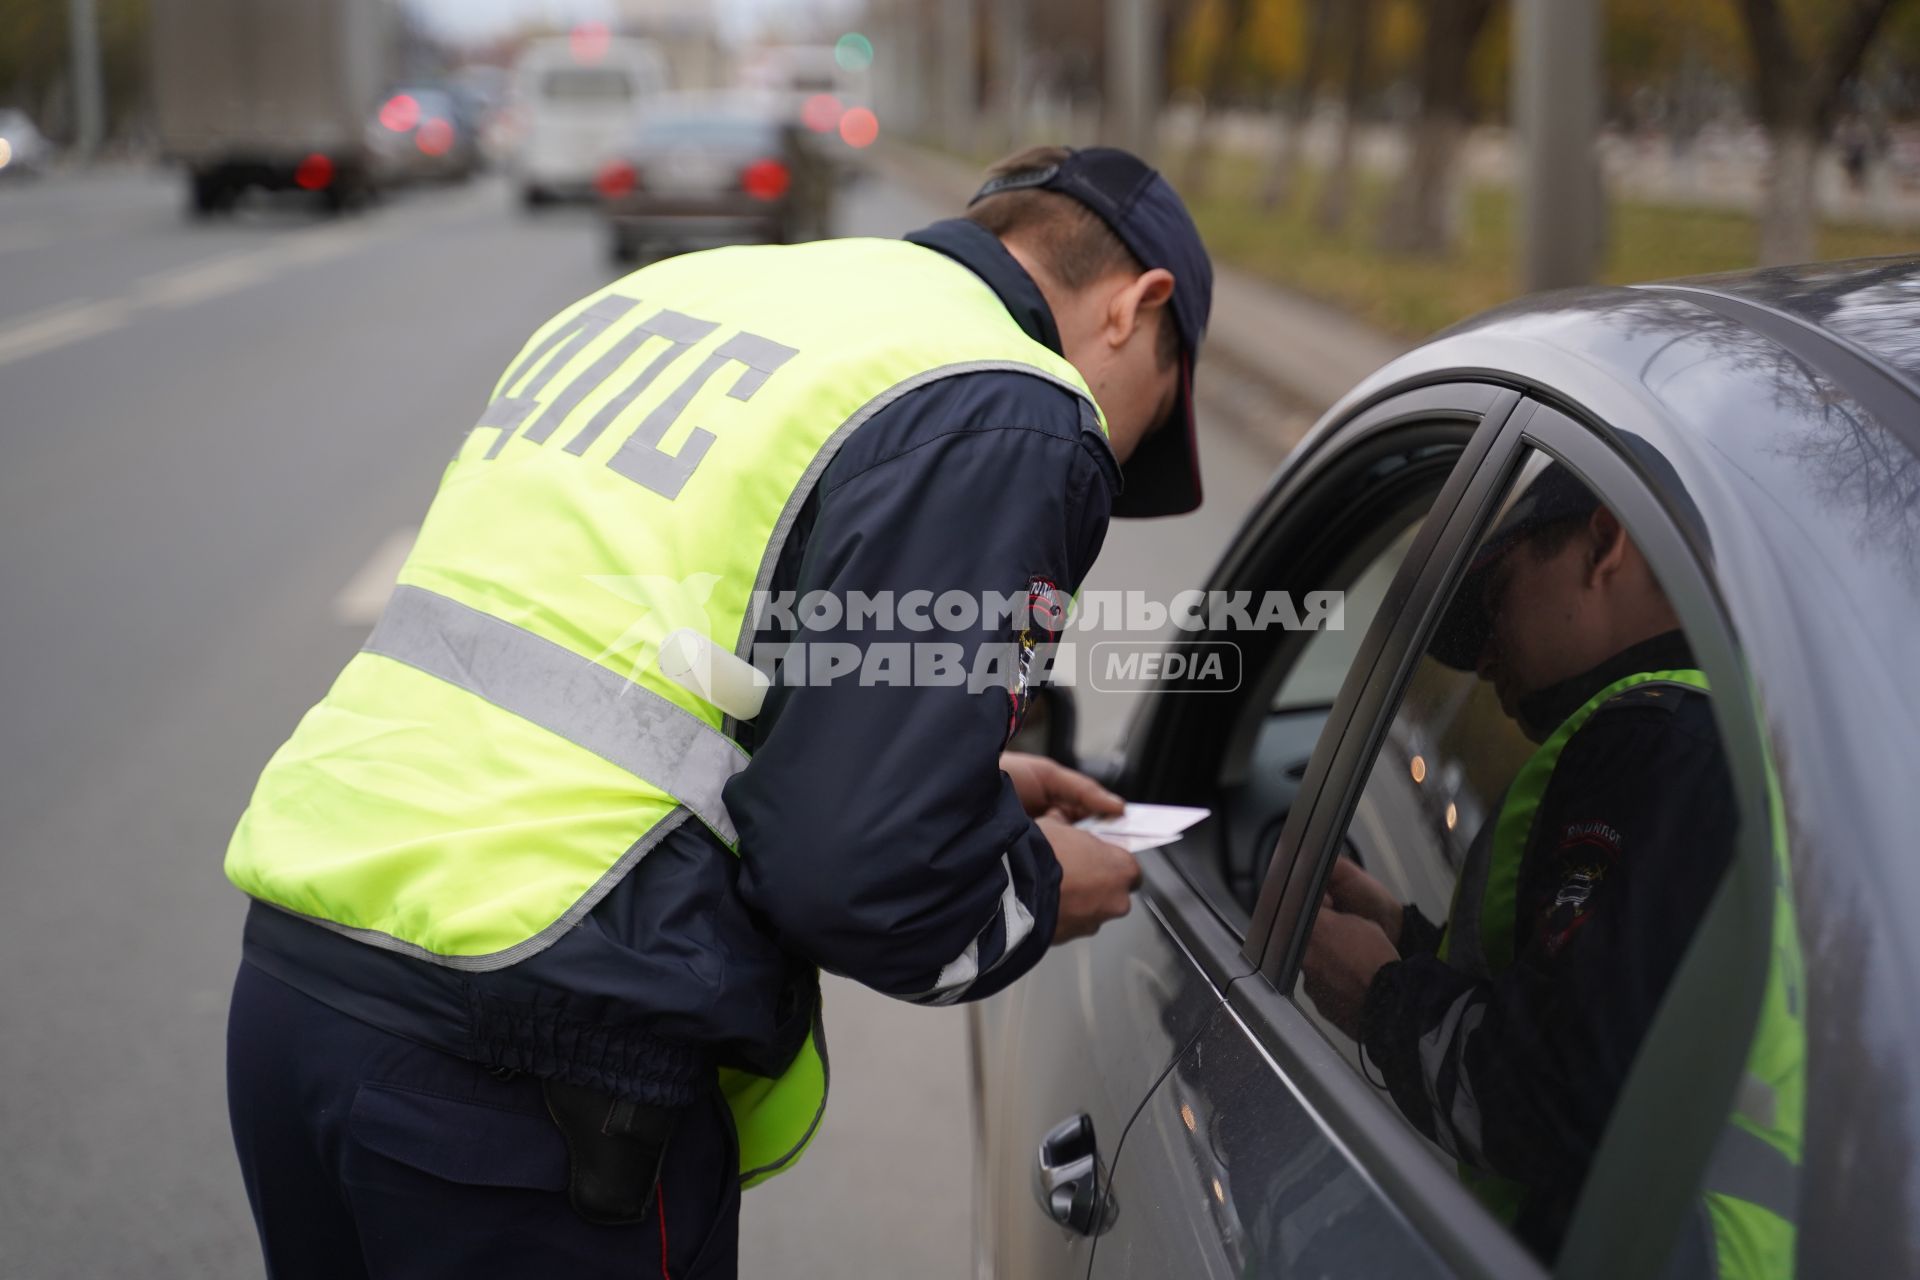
[134,252,280,309]
[333,526,418,626]
[0,298,133,368]
[0,186,489,368]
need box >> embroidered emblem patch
[1539,818,1622,956]
[1007,576,1065,743]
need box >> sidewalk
[877,142,1409,423]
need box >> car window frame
[1244,393,1534,965]
[1231,396,1781,1279]
[1119,383,1523,989]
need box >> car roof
[640,91,785,120]
[515,35,664,73]
[1655,256,1920,392]
[1328,259,1920,722]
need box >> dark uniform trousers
[226,961,741,1278]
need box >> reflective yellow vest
[1441,670,1804,1276]
[225,236,1106,1186]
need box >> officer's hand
[1301,905,1399,1040]
[1041,817,1141,945]
[1003,753,1125,822]
[1326,855,1404,944]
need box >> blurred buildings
[615,0,730,89]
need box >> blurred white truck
[150,0,396,215]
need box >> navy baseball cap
[1429,462,1602,671]
[970,147,1214,517]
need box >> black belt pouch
[541,1079,681,1226]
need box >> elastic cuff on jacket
[1398,903,1445,957]
[467,988,711,1109]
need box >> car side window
[1292,447,1742,1268]
[1270,520,1418,712]
[1178,434,1466,928]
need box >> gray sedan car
[596,95,830,266]
[974,258,1920,1278]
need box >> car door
[1094,400,1792,1279]
[970,384,1521,1280]
[1080,387,1528,1279]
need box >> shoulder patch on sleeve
[1005,576,1065,745]
[1537,817,1623,956]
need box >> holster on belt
[541,1079,680,1226]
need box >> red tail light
[379,94,421,133]
[416,118,454,156]
[294,153,334,190]
[596,160,638,199]
[801,94,842,134]
[838,107,879,149]
[741,158,791,202]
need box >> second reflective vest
[1440,669,1803,1277]
[225,236,1108,1185]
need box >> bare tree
[1315,0,1375,231]
[1179,0,1255,198]
[1733,0,1903,266]
[1258,0,1337,210]
[1377,0,1498,256]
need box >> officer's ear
[1103,268,1176,353]
[1586,507,1629,588]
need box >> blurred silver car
[0,109,52,178]
[594,94,830,265]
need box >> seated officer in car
[1300,464,1736,1261]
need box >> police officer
[223,145,1213,1277]
[1300,462,1794,1268]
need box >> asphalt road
[0,164,1290,1277]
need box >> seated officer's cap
[970,147,1213,517]
[1430,463,1601,671]
[1430,434,1711,671]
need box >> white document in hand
[1074,803,1211,853]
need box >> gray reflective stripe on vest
[364,584,748,845]
[1704,1121,1799,1219]
[1736,1072,1779,1132]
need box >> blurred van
[509,33,668,206]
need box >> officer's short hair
[1522,514,1591,561]
[966,146,1180,371]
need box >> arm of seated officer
[1323,856,1444,955]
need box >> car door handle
[1034,1113,1113,1236]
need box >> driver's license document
[1074,803,1211,853]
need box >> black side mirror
[1007,684,1080,769]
